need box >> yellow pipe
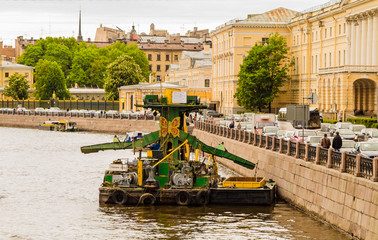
[153,140,188,168]
[194,149,199,162]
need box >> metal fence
[196,121,377,182]
[0,99,119,111]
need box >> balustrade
[194,122,376,182]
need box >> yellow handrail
[153,140,188,168]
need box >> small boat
[39,120,78,131]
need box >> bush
[323,119,338,124]
[370,123,378,129]
[346,117,378,128]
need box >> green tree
[4,73,30,100]
[68,46,100,87]
[104,55,144,100]
[234,33,293,112]
[34,59,70,100]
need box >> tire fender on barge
[196,190,210,205]
[175,191,191,206]
[138,193,156,205]
[111,190,128,205]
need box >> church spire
[77,10,83,42]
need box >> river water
[0,127,349,240]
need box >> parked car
[283,131,294,141]
[262,126,279,136]
[352,142,378,158]
[290,130,317,142]
[320,123,331,132]
[276,130,287,139]
[335,122,353,130]
[120,110,133,119]
[16,107,32,114]
[205,110,223,118]
[307,136,323,146]
[69,109,80,117]
[337,129,357,140]
[35,107,45,114]
[361,128,378,140]
[46,107,64,116]
[78,109,90,117]
[106,110,119,118]
[339,140,356,153]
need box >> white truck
[250,113,276,133]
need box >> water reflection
[0,127,349,240]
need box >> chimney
[181,40,184,47]
[164,39,168,47]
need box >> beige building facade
[290,0,378,119]
[211,0,378,118]
[211,8,297,115]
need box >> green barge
[81,91,276,206]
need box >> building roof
[215,7,298,30]
[182,49,212,59]
[0,60,34,69]
[120,82,186,90]
[138,42,203,51]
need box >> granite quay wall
[193,121,378,240]
[0,114,159,134]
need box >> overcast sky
[0,0,331,46]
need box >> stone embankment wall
[0,115,159,134]
[193,129,378,240]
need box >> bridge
[194,120,377,240]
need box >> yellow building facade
[290,0,378,119]
[211,8,297,115]
[211,0,378,118]
[0,59,34,99]
[166,46,212,105]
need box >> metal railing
[308,145,316,162]
[345,153,356,175]
[299,143,306,159]
[331,151,342,169]
[196,121,377,182]
[274,138,280,152]
[289,142,296,157]
[267,136,273,149]
[360,156,373,179]
[319,148,328,166]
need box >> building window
[329,53,332,67]
[344,23,346,33]
[343,50,346,65]
[325,29,327,38]
[166,54,169,61]
[174,55,178,61]
[303,56,306,73]
[205,79,210,87]
[303,33,306,43]
[316,31,318,40]
[311,56,314,72]
[324,54,327,67]
[149,64,152,71]
[5,72,9,78]
[338,51,341,66]
[293,37,295,45]
[296,57,299,74]
[157,65,161,71]
[148,54,152,61]
[157,54,161,61]
[339,24,341,35]
[165,65,169,71]
[25,73,29,78]
[156,75,161,81]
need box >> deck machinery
[81,91,275,206]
